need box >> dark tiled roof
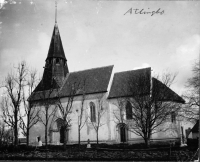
[46,24,66,60]
[191,120,199,133]
[108,68,151,98]
[54,77,64,87]
[108,68,184,104]
[33,77,60,92]
[152,78,185,103]
[59,65,114,97]
[28,89,58,102]
[29,65,114,101]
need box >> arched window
[171,112,176,123]
[126,101,132,120]
[90,102,96,122]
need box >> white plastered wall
[29,92,113,144]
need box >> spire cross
[55,0,57,23]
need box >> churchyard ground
[0,142,198,161]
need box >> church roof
[29,65,184,104]
[108,68,151,98]
[59,65,114,97]
[108,68,185,103]
[152,78,185,103]
[29,65,114,101]
[46,24,66,60]
[28,89,58,102]
[33,77,60,92]
[191,120,199,133]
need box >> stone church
[28,21,185,145]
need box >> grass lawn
[0,143,198,161]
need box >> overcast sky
[0,0,199,96]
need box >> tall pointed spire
[34,1,69,92]
[46,24,67,60]
[46,1,67,61]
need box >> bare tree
[1,96,15,132]
[187,61,200,91]
[0,122,13,146]
[0,122,6,146]
[1,61,27,146]
[77,93,89,148]
[56,81,84,149]
[36,88,58,148]
[75,80,89,148]
[114,71,183,147]
[19,69,40,145]
[113,98,126,125]
[112,97,128,144]
[89,94,106,145]
[181,60,199,122]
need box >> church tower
[34,2,69,92]
[42,23,69,87]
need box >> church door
[120,126,127,143]
[60,126,68,143]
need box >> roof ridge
[69,65,114,74]
[114,67,151,75]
